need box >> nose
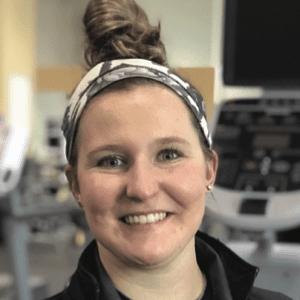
[126,158,159,201]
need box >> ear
[65,164,82,207]
[205,150,218,187]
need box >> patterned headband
[62,58,212,162]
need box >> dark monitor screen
[223,0,300,87]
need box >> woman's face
[69,85,217,267]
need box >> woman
[47,0,293,299]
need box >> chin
[130,249,174,268]
[124,238,187,268]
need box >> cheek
[163,163,207,239]
[78,173,122,215]
[165,162,207,209]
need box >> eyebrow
[153,136,192,147]
[87,144,126,160]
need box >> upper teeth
[125,212,167,225]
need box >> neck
[97,238,206,300]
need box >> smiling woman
[46,0,292,300]
[72,84,213,272]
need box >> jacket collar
[195,231,259,300]
[65,240,121,300]
[64,231,258,300]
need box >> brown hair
[83,0,168,69]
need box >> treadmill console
[213,98,300,192]
[206,98,300,230]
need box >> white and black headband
[62,58,212,162]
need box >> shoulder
[248,286,294,300]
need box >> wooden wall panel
[176,67,215,121]
[37,65,85,94]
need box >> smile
[124,212,168,225]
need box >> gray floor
[0,240,84,299]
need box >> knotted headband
[62,58,212,162]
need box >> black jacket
[46,231,293,300]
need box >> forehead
[79,84,196,135]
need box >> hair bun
[83,0,167,68]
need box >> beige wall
[0,0,36,129]
[36,0,88,67]
[136,0,213,67]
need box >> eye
[158,148,182,162]
[97,156,125,169]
